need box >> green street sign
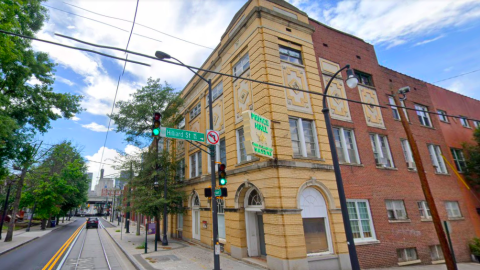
[214,189,222,197]
[160,127,205,142]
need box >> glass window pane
[302,218,328,253]
[334,128,345,162]
[220,139,226,165]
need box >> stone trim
[199,207,211,211]
[261,208,302,214]
[224,208,240,213]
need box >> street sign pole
[207,79,221,270]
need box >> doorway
[192,194,200,240]
[244,188,266,257]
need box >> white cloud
[51,107,62,116]
[56,76,75,86]
[26,76,42,85]
[85,145,142,188]
[81,122,111,132]
[71,116,80,121]
[444,67,454,72]
[294,0,480,47]
[414,35,445,46]
[67,25,75,29]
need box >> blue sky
[31,0,480,187]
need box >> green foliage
[109,78,183,147]
[463,127,480,190]
[469,237,480,256]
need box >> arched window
[193,194,200,207]
[300,187,331,254]
[248,189,262,206]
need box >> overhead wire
[433,68,480,83]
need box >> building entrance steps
[101,223,264,270]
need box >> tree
[109,77,183,147]
[464,127,480,190]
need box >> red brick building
[309,19,478,268]
[427,84,480,236]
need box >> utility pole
[392,91,457,270]
[126,162,132,233]
[162,139,168,246]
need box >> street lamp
[322,64,361,270]
[155,50,221,270]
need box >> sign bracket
[186,140,213,156]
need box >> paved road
[0,219,84,270]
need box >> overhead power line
[61,1,215,50]
[433,68,480,83]
[42,4,163,44]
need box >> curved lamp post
[322,64,361,270]
[155,50,220,270]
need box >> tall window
[177,214,183,230]
[190,151,202,178]
[473,120,479,129]
[300,188,331,254]
[370,134,394,168]
[233,54,250,77]
[212,81,223,100]
[289,117,319,158]
[397,248,418,263]
[437,110,448,122]
[388,96,409,121]
[190,103,201,120]
[347,200,376,242]
[451,148,466,172]
[333,127,360,164]
[460,117,470,128]
[430,245,444,261]
[236,128,252,163]
[217,199,226,239]
[279,46,303,65]
[445,201,462,218]
[208,138,226,173]
[428,144,447,174]
[415,104,432,127]
[176,159,185,182]
[417,201,431,219]
[178,117,186,129]
[400,139,416,170]
[385,200,408,220]
[354,71,374,87]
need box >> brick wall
[310,19,477,268]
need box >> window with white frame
[388,96,409,121]
[473,120,479,129]
[370,134,394,168]
[428,144,447,174]
[208,138,226,173]
[289,117,320,158]
[386,200,408,220]
[400,139,416,170]
[417,201,431,219]
[233,54,250,77]
[333,127,360,164]
[437,110,448,122]
[178,117,185,129]
[177,213,183,230]
[279,46,303,65]
[217,199,226,239]
[415,104,432,127]
[176,159,185,182]
[347,200,376,242]
[460,117,470,128]
[236,128,252,163]
[429,245,444,261]
[397,248,418,263]
[445,201,462,218]
[190,103,201,120]
[189,151,202,178]
[212,81,223,100]
[451,148,466,172]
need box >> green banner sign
[214,189,222,197]
[160,127,205,142]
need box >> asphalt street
[0,219,83,270]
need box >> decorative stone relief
[282,62,312,114]
[322,75,352,122]
[177,140,185,155]
[189,120,201,150]
[358,86,385,128]
[319,58,342,77]
[233,71,253,123]
[205,97,224,133]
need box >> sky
[30,0,480,189]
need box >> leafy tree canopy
[464,127,480,190]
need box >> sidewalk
[101,217,263,270]
[372,263,480,270]
[0,218,77,255]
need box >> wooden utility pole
[392,92,457,270]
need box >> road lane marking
[55,225,85,270]
[42,221,86,270]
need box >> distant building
[94,169,114,196]
[86,172,93,190]
[116,170,130,190]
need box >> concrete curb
[0,236,39,256]
[101,222,145,270]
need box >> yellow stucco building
[168,1,350,269]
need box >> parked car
[86,217,98,229]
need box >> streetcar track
[73,218,111,270]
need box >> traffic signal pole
[207,79,221,270]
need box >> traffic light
[204,187,212,198]
[152,112,161,137]
[218,164,226,186]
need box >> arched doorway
[191,193,201,240]
[244,188,266,257]
[299,187,333,255]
